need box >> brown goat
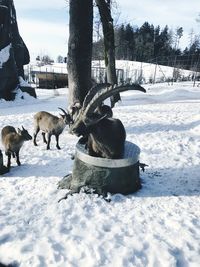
[1,126,32,169]
[33,108,72,150]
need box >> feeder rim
[75,140,140,168]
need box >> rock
[0,0,36,100]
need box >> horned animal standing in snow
[69,83,146,159]
[1,126,32,169]
[33,108,72,150]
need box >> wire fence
[92,56,200,86]
[24,55,200,89]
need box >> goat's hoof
[57,146,61,150]
[34,143,38,146]
[17,162,21,166]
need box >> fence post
[46,68,47,88]
[193,54,200,87]
[139,62,143,84]
[172,55,177,85]
[153,62,158,84]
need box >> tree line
[92,22,200,70]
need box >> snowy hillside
[0,82,200,267]
[28,60,199,85]
[93,60,197,83]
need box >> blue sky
[14,0,69,61]
[14,0,200,61]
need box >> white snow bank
[19,76,30,87]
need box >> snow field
[0,83,200,267]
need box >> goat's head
[69,83,146,136]
[70,112,107,137]
[58,108,73,125]
[17,126,32,140]
[68,101,82,121]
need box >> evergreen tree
[138,22,154,61]
[93,20,195,69]
[115,24,126,59]
[124,24,134,60]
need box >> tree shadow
[111,165,200,203]
[1,154,73,178]
[1,148,200,199]
[137,165,200,197]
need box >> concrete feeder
[58,141,141,196]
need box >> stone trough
[58,141,141,197]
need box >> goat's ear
[17,128,22,134]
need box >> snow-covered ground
[93,60,197,83]
[0,82,200,267]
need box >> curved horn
[83,83,146,117]
[82,83,111,110]
[58,107,69,116]
[70,83,146,132]
[70,83,111,126]
[22,126,25,130]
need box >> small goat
[1,126,32,169]
[69,83,146,159]
[33,108,72,150]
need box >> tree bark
[95,0,121,107]
[67,0,93,106]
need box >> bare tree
[189,28,195,48]
[67,0,93,106]
[95,0,121,107]
[67,0,120,107]
[174,27,183,50]
[57,55,64,63]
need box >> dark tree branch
[95,0,121,107]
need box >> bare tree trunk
[67,0,93,106]
[95,0,121,107]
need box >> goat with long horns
[69,83,146,159]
